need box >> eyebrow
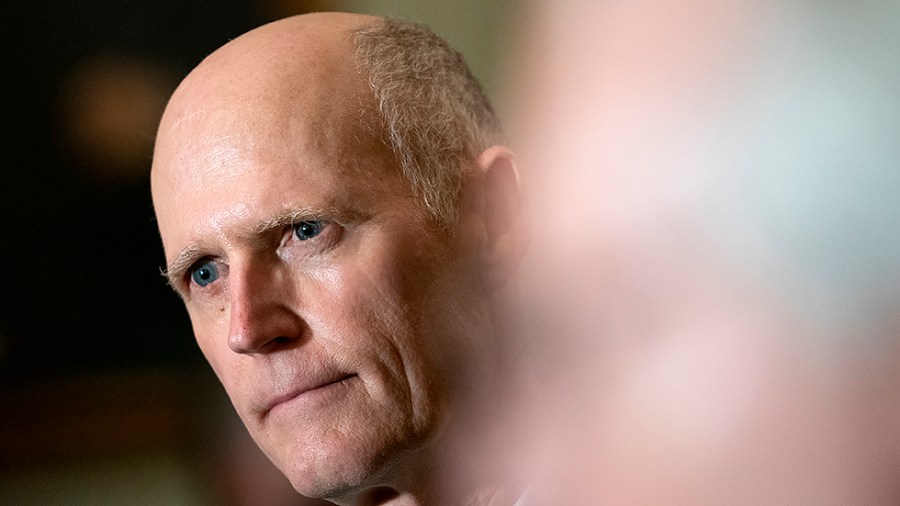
[254,207,335,236]
[161,206,364,293]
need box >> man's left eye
[293,220,324,241]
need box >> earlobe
[474,146,528,294]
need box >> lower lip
[269,374,357,418]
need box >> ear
[472,145,528,294]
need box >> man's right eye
[190,260,219,287]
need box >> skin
[151,12,523,506]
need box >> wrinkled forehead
[149,27,399,254]
[154,28,379,183]
[156,28,393,182]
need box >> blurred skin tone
[503,0,900,504]
[151,12,524,506]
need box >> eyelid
[293,219,328,230]
[281,219,329,242]
[166,264,196,294]
[187,256,225,289]
[283,220,341,252]
[165,245,212,292]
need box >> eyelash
[292,220,327,241]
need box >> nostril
[257,335,298,353]
[227,294,308,354]
[269,336,295,349]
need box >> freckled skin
[151,13,496,505]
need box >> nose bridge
[227,256,297,354]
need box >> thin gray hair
[351,17,504,231]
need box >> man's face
[151,61,487,497]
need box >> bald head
[153,12,502,233]
[185,11,374,80]
[152,13,377,195]
[157,12,376,126]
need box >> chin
[251,379,447,500]
[284,452,364,498]
[274,430,405,500]
[277,416,444,502]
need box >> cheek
[188,305,224,359]
[305,241,452,426]
[187,306,247,398]
[315,263,420,380]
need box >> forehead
[151,49,403,257]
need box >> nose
[227,259,305,354]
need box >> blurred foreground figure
[151,12,527,506]
[505,0,900,504]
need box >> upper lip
[261,372,356,416]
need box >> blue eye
[293,221,323,241]
[191,260,219,287]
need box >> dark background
[0,2,337,503]
[0,0,271,382]
[0,2,506,503]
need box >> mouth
[263,373,358,419]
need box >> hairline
[349,17,504,232]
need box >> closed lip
[262,373,357,416]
